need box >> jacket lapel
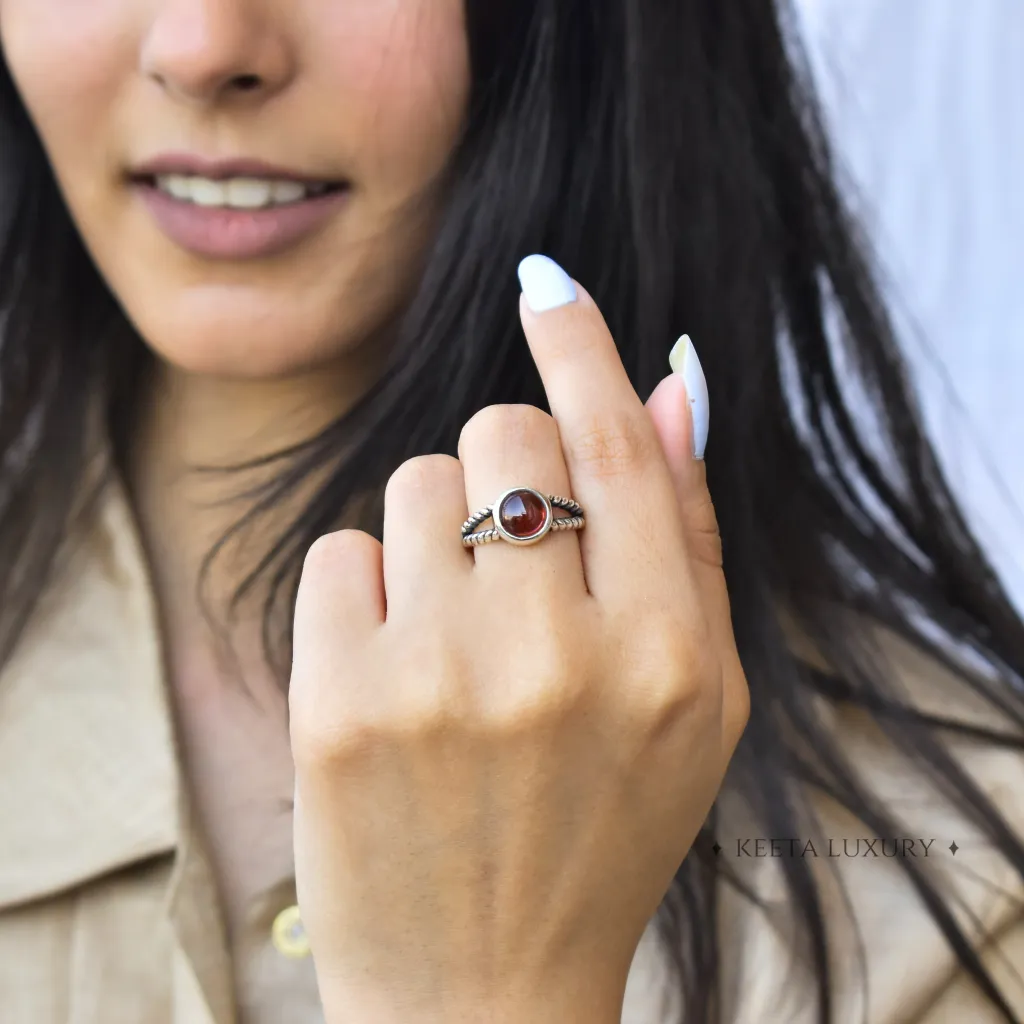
[0,468,236,1022]
[0,472,179,906]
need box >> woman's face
[0,0,470,378]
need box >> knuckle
[288,664,373,769]
[291,713,379,771]
[481,640,588,734]
[628,670,708,744]
[484,683,582,736]
[686,494,724,568]
[387,453,461,499]
[291,688,458,771]
[301,528,374,583]
[382,700,456,743]
[392,633,474,718]
[459,404,554,461]
[648,679,706,736]
[623,616,717,731]
[290,626,476,773]
[618,606,699,669]
[563,411,654,478]
[723,663,752,751]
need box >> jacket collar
[0,466,181,907]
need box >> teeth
[228,178,273,208]
[154,174,330,208]
[271,180,306,204]
[190,178,228,207]
[165,174,192,200]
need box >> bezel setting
[492,487,553,546]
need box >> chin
[119,281,390,380]
[127,306,351,380]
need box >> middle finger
[516,255,685,607]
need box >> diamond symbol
[712,843,722,856]
[949,842,959,856]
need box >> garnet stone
[497,488,549,540]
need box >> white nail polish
[517,255,578,313]
[668,334,709,460]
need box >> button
[271,904,310,959]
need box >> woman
[0,1,1021,1022]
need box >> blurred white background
[794,0,1024,612]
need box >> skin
[2,1,750,1020]
[292,297,750,1022]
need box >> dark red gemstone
[498,489,548,538]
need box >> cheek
[309,1,470,192]
[1,2,136,174]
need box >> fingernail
[517,255,578,313]
[669,334,709,460]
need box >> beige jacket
[1,469,1023,1023]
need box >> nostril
[232,74,262,92]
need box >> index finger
[516,255,686,605]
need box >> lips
[128,152,351,260]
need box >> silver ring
[461,487,586,548]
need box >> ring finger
[458,403,588,595]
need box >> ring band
[462,486,586,548]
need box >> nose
[140,0,295,106]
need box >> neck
[124,352,382,690]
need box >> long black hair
[1,1,1022,1020]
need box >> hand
[289,256,749,1024]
